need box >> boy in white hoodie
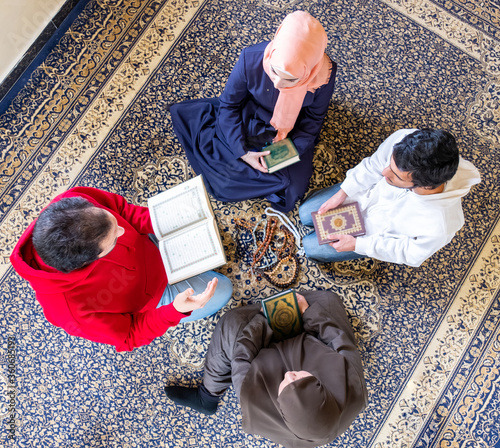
[299,129,481,267]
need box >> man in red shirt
[10,187,232,351]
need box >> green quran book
[260,138,300,173]
[261,289,303,341]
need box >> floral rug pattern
[0,0,499,446]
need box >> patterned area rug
[1,0,499,446]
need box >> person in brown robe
[165,290,368,447]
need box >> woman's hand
[241,151,270,173]
[172,278,218,314]
[272,130,288,143]
[318,189,348,214]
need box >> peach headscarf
[263,11,330,141]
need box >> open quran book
[148,176,226,284]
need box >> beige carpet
[0,0,499,446]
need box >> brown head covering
[277,375,341,441]
[240,334,350,447]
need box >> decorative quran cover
[261,289,303,341]
[260,138,300,173]
[311,202,366,245]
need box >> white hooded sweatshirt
[341,129,481,267]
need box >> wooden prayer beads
[234,216,299,288]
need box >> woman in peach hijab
[169,11,336,212]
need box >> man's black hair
[32,197,112,273]
[392,129,459,189]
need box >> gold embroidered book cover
[311,202,366,245]
[261,289,303,341]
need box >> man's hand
[241,151,270,173]
[329,234,356,252]
[318,189,348,214]
[296,293,309,315]
[172,277,219,314]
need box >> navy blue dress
[170,42,337,212]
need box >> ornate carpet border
[0,0,206,277]
[427,291,500,448]
[426,0,500,41]
[380,0,500,146]
[369,216,500,448]
[380,0,499,67]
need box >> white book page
[159,221,226,283]
[148,176,213,239]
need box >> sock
[164,385,220,415]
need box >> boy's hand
[318,189,347,214]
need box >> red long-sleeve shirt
[10,187,187,351]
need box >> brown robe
[203,290,368,447]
